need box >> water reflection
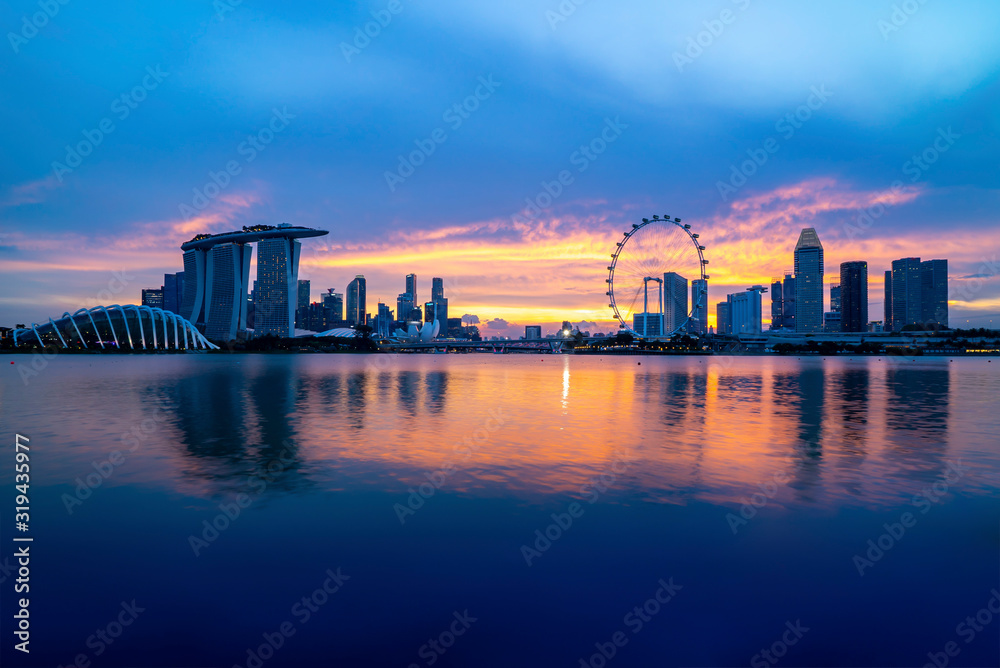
[7,356,988,508]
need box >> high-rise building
[397,292,414,321]
[840,261,868,332]
[179,225,328,338]
[141,288,164,308]
[729,286,766,334]
[891,257,922,330]
[884,270,893,331]
[793,228,824,332]
[781,274,795,329]
[323,290,343,325]
[255,237,300,337]
[295,279,310,328]
[181,248,209,328]
[430,277,447,336]
[633,312,663,337]
[205,242,253,341]
[525,325,542,339]
[346,275,366,326]
[663,272,688,334]
[435,297,448,334]
[920,259,948,328]
[406,274,418,302]
[423,301,436,324]
[769,277,783,330]
[715,301,732,335]
[830,284,841,312]
[823,311,841,332]
[690,279,708,334]
[162,272,185,314]
[373,302,393,337]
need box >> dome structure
[12,305,217,350]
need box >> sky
[1,0,999,337]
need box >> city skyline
[2,3,998,336]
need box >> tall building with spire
[793,228,824,333]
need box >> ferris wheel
[606,214,709,338]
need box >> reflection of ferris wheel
[606,214,709,338]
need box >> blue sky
[1,0,998,333]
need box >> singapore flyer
[606,214,709,338]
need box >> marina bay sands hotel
[180,224,328,341]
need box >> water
[1,354,998,667]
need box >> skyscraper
[323,290,343,326]
[255,237,300,337]
[830,284,841,312]
[840,261,868,332]
[205,242,253,341]
[769,277,783,330]
[920,259,948,327]
[141,288,163,308]
[716,301,732,335]
[162,272,185,314]
[781,274,796,329]
[884,270,893,331]
[690,278,708,334]
[431,277,447,336]
[729,286,766,334]
[181,248,209,328]
[347,275,366,326]
[406,274,417,301]
[891,257,922,330]
[295,279,310,328]
[179,225,328,338]
[793,228,824,333]
[663,272,688,334]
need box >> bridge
[380,339,567,353]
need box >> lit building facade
[793,228,824,333]
[839,261,868,332]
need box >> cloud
[461,314,480,324]
[2,176,63,208]
[485,317,510,329]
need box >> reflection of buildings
[885,365,949,479]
